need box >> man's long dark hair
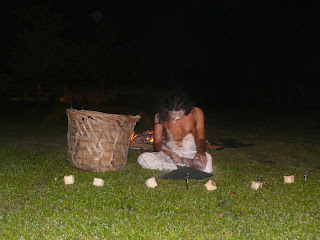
[158,91,194,123]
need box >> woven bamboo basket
[66,109,140,172]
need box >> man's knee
[204,152,213,173]
[137,154,145,165]
[137,152,152,166]
[205,153,212,163]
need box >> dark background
[0,0,319,114]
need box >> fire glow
[131,131,154,144]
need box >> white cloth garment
[137,150,213,173]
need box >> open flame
[131,131,154,144]
[130,133,137,141]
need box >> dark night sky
[0,0,319,108]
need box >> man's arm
[194,107,206,154]
[153,114,182,164]
[153,114,163,152]
[191,107,207,170]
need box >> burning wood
[130,130,154,144]
[130,130,155,150]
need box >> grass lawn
[1,103,320,239]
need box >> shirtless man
[137,92,212,173]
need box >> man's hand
[190,152,207,171]
[194,152,207,162]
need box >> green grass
[1,104,320,239]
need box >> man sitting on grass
[137,91,212,173]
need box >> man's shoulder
[191,107,204,115]
[154,113,161,124]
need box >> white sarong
[137,150,213,173]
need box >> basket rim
[66,108,141,121]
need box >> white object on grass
[251,181,262,190]
[284,175,294,183]
[93,178,104,187]
[204,180,217,191]
[145,177,158,188]
[64,175,75,185]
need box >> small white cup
[93,178,104,187]
[145,177,158,188]
[284,175,294,184]
[251,181,262,190]
[64,175,75,185]
[204,180,217,191]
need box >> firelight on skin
[168,110,185,120]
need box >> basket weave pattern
[66,109,140,172]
